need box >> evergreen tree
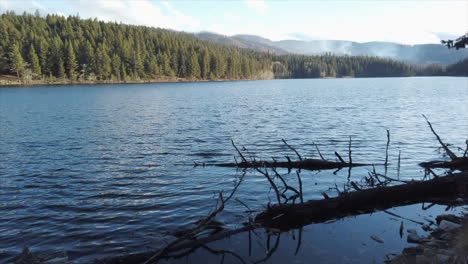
[111,54,122,80]
[94,44,111,79]
[57,57,65,79]
[65,42,78,80]
[187,51,201,78]
[0,12,443,82]
[9,43,25,79]
[28,45,42,78]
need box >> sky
[0,0,467,45]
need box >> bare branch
[282,139,302,161]
[313,141,325,161]
[385,130,390,168]
[422,114,457,160]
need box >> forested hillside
[271,54,415,78]
[196,32,468,66]
[0,12,271,82]
[446,58,468,76]
[0,12,465,84]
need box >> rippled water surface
[1,77,467,263]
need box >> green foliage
[9,43,25,78]
[57,57,65,79]
[271,54,416,78]
[0,12,459,82]
[65,42,78,80]
[0,12,270,81]
[29,45,42,78]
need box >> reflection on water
[0,77,467,263]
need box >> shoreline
[1,75,466,88]
[388,213,467,263]
[11,212,467,264]
[0,76,269,87]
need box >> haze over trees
[0,12,466,83]
[197,33,468,66]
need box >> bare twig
[201,245,247,264]
[397,150,401,180]
[235,198,254,214]
[231,139,248,163]
[383,210,424,225]
[464,140,468,157]
[422,115,457,160]
[335,152,345,163]
[296,170,303,203]
[385,129,390,168]
[282,139,302,161]
[255,166,281,204]
[313,141,325,160]
[348,136,352,165]
[294,227,303,255]
[142,171,246,264]
[254,234,281,264]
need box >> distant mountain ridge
[196,32,288,55]
[196,32,468,65]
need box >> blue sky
[0,0,467,44]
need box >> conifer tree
[57,57,65,79]
[66,42,78,80]
[29,45,42,78]
[9,43,25,79]
[187,51,201,79]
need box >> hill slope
[195,32,468,65]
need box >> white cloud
[0,0,47,14]
[0,0,201,32]
[161,1,200,29]
[223,12,241,22]
[245,0,267,14]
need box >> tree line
[0,12,271,81]
[0,12,466,83]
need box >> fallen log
[216,158,369,170]
[254,172,468,230]
[419,157,468,171]
[216,139,370,170]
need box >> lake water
[1,77,467,263]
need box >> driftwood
[217,158,368,170]
[216,139,369,170]
[98,171,468,264]
[254,171,468,230]
[100,117,467,263]
[419,157,468,171]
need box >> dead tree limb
[313,142,325,161]
[141,171,246,264]
[217,158,368,170]
[282,139,302,161]
[254,171,468,230]
[385,130,390,168]
[218,140,370,171]
[419,158,468,171]
[422,115,457,160]
[334,152,345,163]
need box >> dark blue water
[1,77,467,263]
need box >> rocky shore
[387,213,468,264]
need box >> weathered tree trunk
[254,172,468,230]
[217,158,368,170]
[419,157,468,171]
